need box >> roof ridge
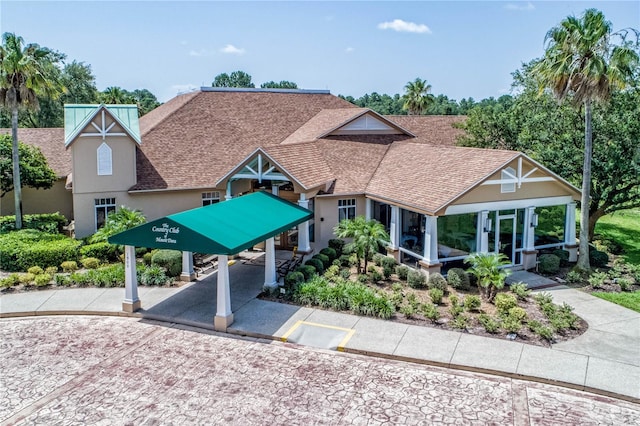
[140,91,201,137]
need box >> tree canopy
[212,70,255,88]
[402,78,435,115]
[0,134,57,197]
[260,80,298,89]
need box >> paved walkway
[1,258,639,403]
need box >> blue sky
[2,1,639,103]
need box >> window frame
[338,198,356,221]
[94,197,116,231]
[202,191,221,206]
[97,142,113,176]
[501,167,516,193]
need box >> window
[97,142,112,176]
[501,167,516,193]
[95,198,116,231]
[338,198,356,221]
[202,191,220,206]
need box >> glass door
[496,214,517,265]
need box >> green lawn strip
[593,209,640,265]
[592,291,640,313]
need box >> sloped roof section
[64,104,141,146]
[131,89,354,191]
[366,143,519,213]
[385,115,466,146]
[108,191,312,254]
[263,143,335,190]
[0,128,69,177]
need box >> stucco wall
[0,179,73,220]
[313,195,367,249]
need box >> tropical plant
[0,32,64,228]
[464,252,511,302]
[0,135,57,197]
[333,216,389,273]
[401,78,434,115]
[100,86,134,104]
[532,8,640,271]
[90,205,146,244]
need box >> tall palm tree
[532,9,639,271]
[401,78,434,115]
[100,86,134,104]
[0,32,63,229]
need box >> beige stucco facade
[313,194,367,249]
[0,179,73,220]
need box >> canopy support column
[477,210,490,253]
[523,206,538,270]
[297,194,311,253]
[214,254,233,331]
[418,216,441,275]
[122,245,141,313]
[264,237,278,290]
[181,251,196,282]
[564,202,578,262]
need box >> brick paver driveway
[1,316,638,425]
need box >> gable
[64,104,141,147]
[328,113,400,135]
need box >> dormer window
[97,142,112,176]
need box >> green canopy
[108,191,312,254]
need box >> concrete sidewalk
[1,272,639,403]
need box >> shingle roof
[366,143,519,213]
[262,144,335,190]
[131,90,354,191]
[280,108,363,145]
[385,115,466,146]
[0,128,69,177]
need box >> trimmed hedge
[305,258,325,274]
[0,213,67,234]
[0,229,80,271]
[80,242,117,262]
[328,239,345,256]
[589,249,609,268]
[319,247,337,262]
[447,268,470,290]
[538,254,560,274]
[295,265,317,281]
[312,253,331,269]
[427,272,448,292]
[151,249,182,277]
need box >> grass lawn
[592,291,640,313]
[593,209,640,265]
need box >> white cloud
[220,44,246,55]
[189,49,213,57]
[377,19,431,34]
[505,2,535,11]
[345,47,355,53]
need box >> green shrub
[380,256,397,270]
[27,266,44,275]
[45,266,58,275]
[407,269,426,289]
[552,249,570,266]
[451,314,469,330]
[151,249,182,277]
[617,278,633,291]
[0,230,81,271]
[502,316,522,334]
[0,273,20,287]
[337,254,351,267]
[69,271,90,285]
[428,288,444,305]
[367,264,378,274]
[296,265,317,281]
[140,265,169,286]
[463,295,482,312]
[421,303,440,322]
[0,213,67,234]
[508,306,528,322]
[538,254,560,274]
[589,249,609,267]
[528,320,554,341]
[478,314,500,333]
[427,272,448,292]
[285,271,305,288]
[328,238,345,256]
[305,258,325,275]
[80,242,117,262]
[313,253,331,269]
[323,264,340,280]
[395,265,409,281]
[143,252,154,265]
[382,265,393,280]
[19,273,35,284]
[319,247,337,262]
[357,274,369,284]
[448,295,464,317]
[61,261,78,272]
[509,282,531,300]
[372,253,386,267]
[81,257,100,269]
[533,292,554,306]
[400,304,415,319]
[34,273,52,287]
[339,268,351,279]
[494,293,518,315]
[588,271,607,289]
[565,270,584,283]
[446,268,470,290]
[370,270,382,283]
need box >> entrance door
[495,214,517,265]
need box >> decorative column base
[418,260,442,276]
[180,272,197,282]
[522,250,538,271]
[214,313,234,332]
[564,244,578,262]
[122,300,141,313]
[386,246,400,263]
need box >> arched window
[97,142,112,176]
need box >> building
[1,87,580,274]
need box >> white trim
[501,167,516,193]
[444,196,573,215]
[317,109,416,139]
[97,142,112,176]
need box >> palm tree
[0,32,63,229]
[401,78,434,115]
[532,9,640,271]
[334,216,389,273]
[91,205,146,244]
[464,252,511,302]
[100,86,134,104]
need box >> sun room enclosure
[371,200,577,273]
